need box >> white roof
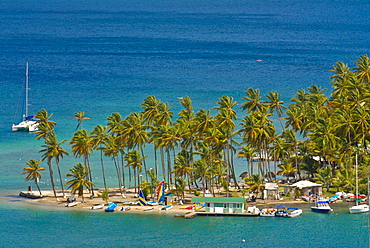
[265,183,279,190]
[290,180,322,189]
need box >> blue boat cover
[276,205,286,208]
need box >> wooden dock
[184,212,198,219]
[184,211,260,218]
[193,212,259,217]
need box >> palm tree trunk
[36,181,42,196]
[120,151,125,188]
[86,157,94,197]
[100,148,107,189]
[160,148,166,182]
[55,161,65,198]
[47,159,58,199]
[167,149,172,185]
[140,146,148,181]
[113,157,123,195]
[154,145,158,177]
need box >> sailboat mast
[355,153,358,206]
[25,62,29,118]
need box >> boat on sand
[90,204,104,210]
[105,202,118,212]
[159,206,173,211]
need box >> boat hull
[311,207,332,213]
[349,204,369,214]
[12,120,38,132]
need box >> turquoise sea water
[0,0,369,247]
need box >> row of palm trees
[22,55,370,200]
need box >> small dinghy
[90,204,104,210]
[119,206,131,211]
[65,202,78,207]
[159,206,173,211]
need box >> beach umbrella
[239,172,250,178]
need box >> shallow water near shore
[1,0,370,247]
[1,199,369,247]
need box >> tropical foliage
[25,55,370,199]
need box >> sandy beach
[17,188,310,215]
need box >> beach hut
[263,183,280,200]
[284,180,322,196]
[164,192,178,205]
[191,197,245,213]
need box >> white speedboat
[12,62,39,132]
[260,208,276,217]
[287,208,303,218]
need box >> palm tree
[174,178,187,202]
[277,161,296,182]
[314,166,333,192]
[103,134,123,193]
[65,163,95,202]
[214,95,238,188]
[237,145,256,175]
[72,111,91,130]
[245,174,265,199]
[70,129,95,196]
[100,189,109,203]
[40,133,68,199]
[241,88,264,113]
[120,112,150,181]
[22,159,45,196]
[353,54,370,84]
[141,95,162,177]
[264,91,286,130]
[91,125,109,189]
[124,150,147,193]
[35,109,57,140]
[192,159,210,194]
[141,95,162,124]
[171,155,195,187]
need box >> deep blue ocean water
[0,0,369,247]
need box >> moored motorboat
[287,208,303,218]
[311,200,333,213]
[260,208,276,217]
[275,205,288,217]
[144,207,154,211]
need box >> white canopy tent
[290,180,322,189]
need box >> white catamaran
[12,62,38,132]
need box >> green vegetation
[24,55,370,200]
